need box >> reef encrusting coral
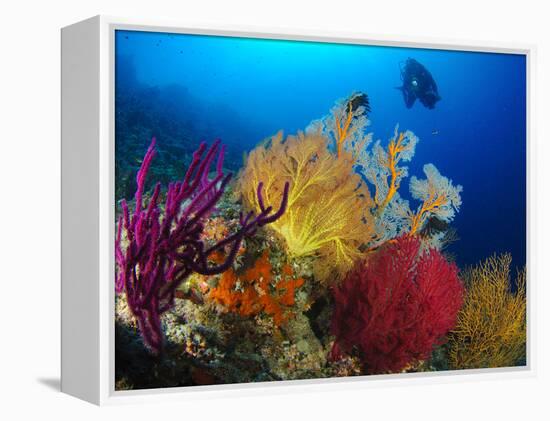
[236,130,376,283]
[449,254,526,369]
[209,249,305,326]
[330,235,464,374]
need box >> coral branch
[377,132,404,212]
[375,130,418,215]
[409,190,448,235]
[317,92,372,160]
[334,102,354,158]
[408,164,463,235]
[115,138,289,353]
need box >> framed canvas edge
[94,15,536,405]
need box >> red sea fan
[330,235,464,374]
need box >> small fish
[174,288,204,305]
[347,92,371,115]
[420,216,448,237]
[431,130,439,136]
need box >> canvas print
[114,30,527,390]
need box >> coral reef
[236,130,376,283]
[115,137,289,353]
[113,90,525,390]
[209,250,304,326]
[115,218,332,387]
[449,254,526,369]
[330,235,464,374]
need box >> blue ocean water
[115,30,526,271]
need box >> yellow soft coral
[449,254,526,369]
[236,131,375,283]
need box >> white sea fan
[361,125,418,208]
[410,163,463,222]
[306,93,373,157]
[396,128,419,163]
[372,193,412,246]
[362,140,389,205]
[421,228,459,252]
[306,96,465,249]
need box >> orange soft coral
[208,250,304,326]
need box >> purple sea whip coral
[190,142,226,219]
[115,137,289,353]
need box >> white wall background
[1,0,548,419]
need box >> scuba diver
[397,58,441,109]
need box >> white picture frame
[61,15,535,405]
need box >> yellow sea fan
[236,131,375,283]
[449,254,526,370]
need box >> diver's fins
[396,86,416,108]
